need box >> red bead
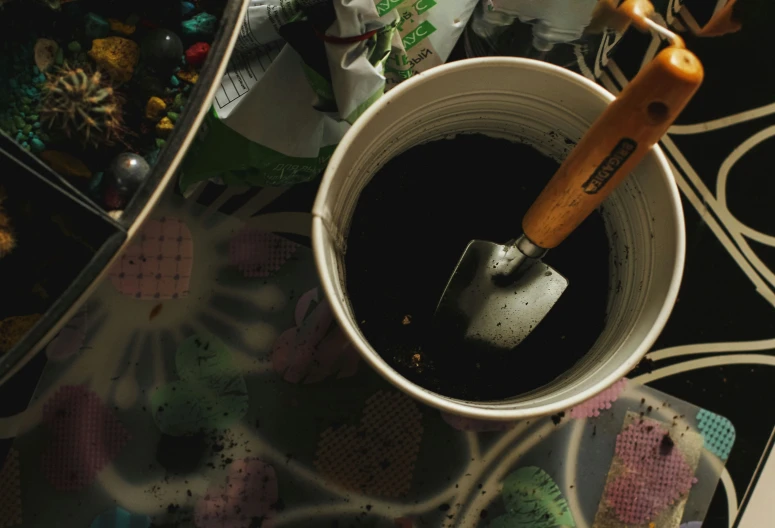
[185,42,210,66]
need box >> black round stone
[141,29,184,74]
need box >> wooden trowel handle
[522,47,703,249]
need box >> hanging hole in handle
[647,101,669,124]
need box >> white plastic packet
[180,0,477,192]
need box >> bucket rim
[312,57,686,420]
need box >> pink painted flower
[606,420,697,524]
[441,412,515,432]
[195,459,278,528]
[272,288,358,383]
[41,386,130,491]
[46,307,87,361]
[229,229,298,278]
[109,217,193,300]
[568,378,627,419]
[0,449,21,526]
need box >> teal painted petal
[696,409,735,461]
[500,467,575,528]
[91,506,150,527]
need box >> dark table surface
[1,1,773,527]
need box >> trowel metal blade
[434,240,569,351]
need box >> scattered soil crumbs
[345,134,610,400]
[155,432,208,475]
[660,433,675,455]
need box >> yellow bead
[156,117,174,138]
[175,70,199,85]
[145,96,167,121]
[108,18,136,36]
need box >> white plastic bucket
[312,58,684,420]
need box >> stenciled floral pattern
[314,391,423,498]
[40,386,130,491]
[272,287,359,384]
[151,334,249,436]
[0,3,764,527]
[194,458,279,528]
[45,306,88,362]
[605,420,697,524]
[490,467,575,528]
[109,217,193,300]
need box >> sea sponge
[0,314,41,354]
[87,37,140,84]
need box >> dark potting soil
[344,134,611,401]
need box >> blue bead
[31,138,45,153]
[181,12,217,36]
[169,75,180,87]
[84,12,109,39]
[144,148,161,166]
[89,171,104,196]
[180,1,195,17]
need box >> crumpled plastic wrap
[180,0,477,192]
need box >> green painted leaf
[175,334,242,388]
[491,466,575,528]
[151,334,248,436]
[488,513,527,528]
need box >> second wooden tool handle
[522,47,703,249]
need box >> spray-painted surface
[0,193,730,527]
[1,1,773,527]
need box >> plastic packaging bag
[180,0,477,193]
[470,0,599,53]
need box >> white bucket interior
[312,58,684,418]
